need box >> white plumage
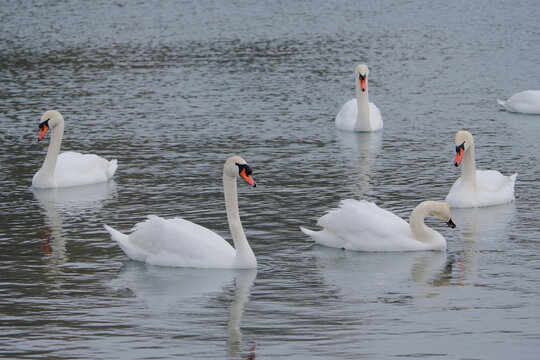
[335,64,383,132]
[497,90,540,114]
[32,110,117,188]
[301,200,455,252]
[445,130,517,208]
[104,156,258,269]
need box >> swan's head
[37,110,63,141]
[454,130,474,167]
[426,201,456,228]
[355,64,369,92]
[224,156,257,187]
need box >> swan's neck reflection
[227,269,257,358]
[34,189,68,276]
[337,131,382,198]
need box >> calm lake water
[1,0,540,358]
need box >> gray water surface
[1,0,540,359]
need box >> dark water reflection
[1,0,539,358]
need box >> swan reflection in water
[448,202,516,285]
[32,180,117,278]
[110,263,257,358]
[311,246,449,300]
[336,131,382,199]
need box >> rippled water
[1,0,540,358]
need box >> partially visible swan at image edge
[104,156,258,269]
[445,130,517,208]
[335,64,383,132]
[32,110,118,188]
[300,200,455,252]
[497,90,540,114]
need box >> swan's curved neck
[223,174,256,267]
[409,203,439,243]
[355,80,371,131]
[39,122,64,180]
[461,144,477,187]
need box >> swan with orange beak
[104,156,259,269]
[445,130,517,208]
[335,64,383,132]
[32,110,118,188]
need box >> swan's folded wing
[476,170,517,206]
[128,215,236,267]
[317,200,410,247]
[335,98,358,131]
[56,151,115,186]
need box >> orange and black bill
[454,142,465,167]
[237,163,256,187]
[38,120,49,141]
[446,218,456,228]
[359,74,367,92]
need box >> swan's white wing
[335,98,357,131]
[118,215,236,268]
[317,200,411,251]
[476,170,517,207]
[55,151,117,187]
[368,102,383,130]
[501,90,540,114]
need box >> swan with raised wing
[104,156,257,269]
[335,64,383,132]
[445,130,517,208]
[32,110,117,188]
[301,200,455,251]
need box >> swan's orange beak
[359,75,367,92]
[454,149,463,167]
[38,124,49,141]
[447,218,456,228]
[454,142,465,167]
[240,168,256,187]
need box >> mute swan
[497,90,540,114]
[32,110,118,188]
[445,130,517,208]
[335,64,383,132]
[104,156,257,269]
[300,200,455,252]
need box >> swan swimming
[104,156,258,269]
[301,200,455,252]
[335,64,383,132]
[32,110,118,188]
[445,130,517,208]
[497,90,540,114]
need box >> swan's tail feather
[107,159,118,179]
[300,226,316,237]
[510,173,517,185]
[104,224,147,262]
[496,99,506,107]
[104,224,129,246]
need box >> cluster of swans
[32,64,530,268]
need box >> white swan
[445,130,517,208]
[32,110,118,188]
[335,64,383,132]
[497,90,540,114]
[300,200,455,252]
[104,156,257,269]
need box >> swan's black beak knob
[446,218,456,229]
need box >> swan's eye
[236,163,252,176]
[456,142,465,153]
[39,119,50,130]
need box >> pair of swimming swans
[301,131,517,252]
[32,110,258,269]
